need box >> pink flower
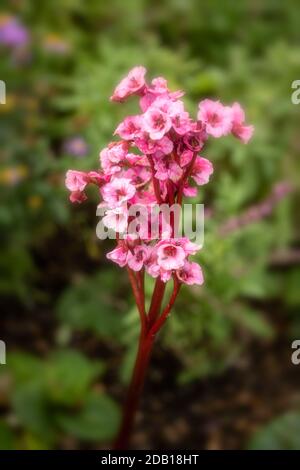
[139,93,157,112]
[101,178,136,208]
[176,237,200,255]
[150,77,169,94]
[135,133,173,155]
[159,268,173,283]
[176,261,204,285]
[99,141,129,174]
[230,102,254,144]
[139,78,169,112]
[198,99,232,138]
[156,241,186,270]
[172,111,192,135]
[183,184,198,198]
[157,136,174,155]
[114,115,142,140]
[180,149,194,166]
[169,101,192,135]
[143,106,172,140]
[87,171,107,186]
[65,170,88,192]
[106,245,129,267]
[145,257,172,283]
[67,68,253,293]
[191,156,214,185]
[183,132,205,152]
[69,190,88,204]
[127,245,151,271]
[154,158,183,183]
[110,66,146,102]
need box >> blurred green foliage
[0,350,119,448]
[0,0,299,449]
[248,412,300,450]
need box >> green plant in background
[0,0,299,450]
[0,350,119,449]
[248,412,300,450]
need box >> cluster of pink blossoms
[65,66,253,286]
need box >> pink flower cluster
[107,237,203,285]
[65,66,253,286]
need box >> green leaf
[56,271,125,339]
[56,392,120,442]
[0,421,15,450]
[284,269,300,307]
[20,432,52,450]
[248,412,300,450]
[45,349,104,406]
[12,382,56,444]
[8,352,44,384]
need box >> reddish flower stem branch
[151,276,181,335]
[147,278,166,326]
[114,324,155,450]
[126,267,147,331]
[114,270,181,450]
[115,243,180,450]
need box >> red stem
[113,325,155,450]
[151,276,181,335]
[113,275,181,450]
[147,277,166,327]
[126,267,146,331]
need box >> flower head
[156,241,186,270]
[102,178,136,208]
[198,99,232,138]
[128,245,151,271]
[0,15,29,48]
[191,157,214,186]
[65,170,88,192]
[110,66,146,102]
[176,261,204,285]
[114,116,142,140]
[106,245,129,267]
[230,102,254,144]
[143,106,172,140]
[66,67,253,286]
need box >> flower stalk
[114,274,181,450]
[65,66,253,450]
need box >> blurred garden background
[0,0,300,450]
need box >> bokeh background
[0,0,300,450]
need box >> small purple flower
[0,15,29,48]
[63,137,89,158]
